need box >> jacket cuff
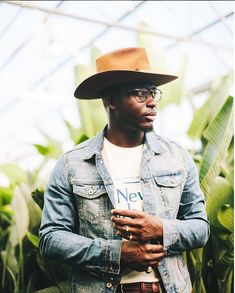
[105,239,123,274]
[161,219,178,253]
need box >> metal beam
[3,0,214,42]
[5,0,233,49]
[30,1,146,89]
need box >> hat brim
[74,70,178,99]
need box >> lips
[144,111,156,121]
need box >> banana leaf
[75,47,107,138]
[187,71,233,139]
[205,176,234,292]
[199,96,234,199]
[0,164,28,185]
[137,21,187,108]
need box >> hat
[74,47,178,99]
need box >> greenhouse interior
[0,1,233,293]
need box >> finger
[145,244,165,253]
[147,261,161,268]
[111,209,143,219]
[148,252,166,261]
[116,231,138,241]
[111,216,137,227]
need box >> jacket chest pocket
[154,170,185,215]
[72,182,112,223]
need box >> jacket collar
[84,127,165,160]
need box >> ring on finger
[145,266,152,274]
[129,233,133,240]
[126,225,129,232]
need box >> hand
[121,241,165,271]
[111,209,163,243]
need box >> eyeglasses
[124,87,162,103]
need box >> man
[39,47,209,293]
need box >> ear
[105,94,118,110]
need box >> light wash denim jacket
[39,129,210,293]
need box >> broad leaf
[137,21,187,108]
[199,96,234,199]
[75,47,107,137]
[9,186,29,246]
[206,176,233,234]
[34,131,62,159]
[0,164,28,185]
[27,231,39,248]
[0,186,14,206]
[187,71,233,139]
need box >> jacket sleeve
[39,154,122,275]
[161,151,210,255]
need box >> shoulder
[65,136,94,155]
[147,131,195,170]
[147,131,186,154]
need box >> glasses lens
[138,89,149,102]
[152,88,162,102]
[124,87,162,102]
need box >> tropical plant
[0,40,233,292]
[187,86,234,293]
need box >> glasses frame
[124,87,162,103]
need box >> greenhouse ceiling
[0,1,233,167]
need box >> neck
[105,125,145,148]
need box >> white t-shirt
[101,138,159,284]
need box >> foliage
[74,47,107,138]
[0,43,233,292]
[186,82,234,292]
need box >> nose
[146,95,156,108]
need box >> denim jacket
[39,129,210,293]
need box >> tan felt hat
[74,47,177,99]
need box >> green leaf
[0,186,14,206]
[1,246,18,289]
[75,46,107,137]
[76,99,107,138]
[34,131,62,159]
[217,205,234,232]
[199,96,234,199]
[206,176,233,234]
[0,164,28,185]
[34,144,50,155]
[187,71,233,139]
[0,204,14,218]
[32,188,44,210]
[16,184,41,229]
[9,185,29,246]
[137,21,187,109]
[34,282,70,293]
[76,133,89,145]
[63,119,81,144]
[27,231,39,248]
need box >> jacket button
[106,282,112,288]
[88,189,94,195]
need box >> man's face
[112,83,160,132]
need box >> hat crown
[96,47,151,72]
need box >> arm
[39,155,122,275]
[161,152,210,254]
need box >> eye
[138,89,148,97]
